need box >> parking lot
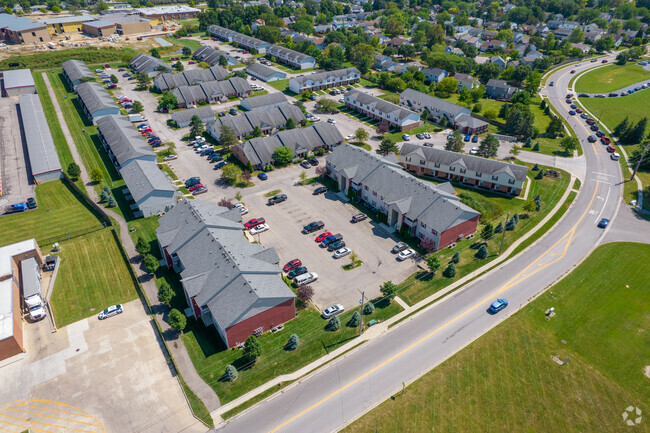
[239,164,418,310]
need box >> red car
[188,183,204,191]
[601,136,611,145]
[602,59,608,63]
[141,128,153,134]
[283,259,302,272]
[315,231,332,242]
[570,69,576,74]
[576,108,583,113]
[606,145,616,153]
[244,217,265,229]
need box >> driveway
[239,163,418,310]
[0,299,203,433]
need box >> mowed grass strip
[575,63,650,93]
[0,180,102,247]
[343,242,650,433]
[50,229,138,327]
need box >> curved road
[214,54,630,433]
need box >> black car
[578,93,590,98]
[309,158,319,166]
[609,93,618,97]
[313,186,328,195]
[268,194,288,205]
[209,153,223,162]
[587,135,597,143]
[288,267,308,279]
[303,221,324,233]
[327,240,346,251]
[26,197,37,209]
[590,125,599,131]
[596,130,604,137]
[185,177,200,187]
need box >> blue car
[598,218,609,228]
[321,234,342,246]
[464,135,471,142]
[568,110,576,115]
[488,298,508,314]
[258,172,268,180]
[214,161,227,169]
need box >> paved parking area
[239,164,418,310]
[0,299,203,433]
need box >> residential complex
[129,53,170,75]
[245,62,287,82]
[193,45,238,67]
[486,79,517,100]
[153,65,229,92]
[266,44,317,69]
[172,77,251,108]
[207,104,305,141]
[76,82,121,123]
[240,92,288,111]
[288,67,360,94]
[62,59,94,89]
[171,106,215,128]
[345,90,422,131]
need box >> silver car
[98,304,123,320]
[322,304,345,318]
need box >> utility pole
[498,213,509,256]
[630,142,650,181]
[358,291,365,336]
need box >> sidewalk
[42,74,220,427]
[213,175,577,420]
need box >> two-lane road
[214,56,624,433]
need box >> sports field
[575,63,650,93]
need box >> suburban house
[129,53,170,75]
[288,67,360,93]
[207,104,305,141]
[0,13,50,44]
[485,79,517,100]
[326,144,480,250]
[399,89,488,135]
[240,92,288,111]
[345,90,422,132]
[76,82,121,123]
[453,73,478,90]
[444,46,465,55]
[421,67,448,84]
[172,77,251,108]
[399,143,528,196]
[96,115,157,169]
[62,59,94,89]
[488,55,507,69]
[119,159,177,217]
[245,62,287,82]
[233,123,344,169]
[171,106,216,128]
[153,66,229,92]
[193,45,238,67]
[266,44,317,69]
[155,199,295,348]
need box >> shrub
[327,316,341,331]
[535,170,544,179]
[532,163,540,171]
[67,162,81,179]
[223,365,238,381]
[451,252,460,263]
[168,308,187,332]
[506,217,516,231]
[442,263,456,278]
[90,168,103,183]
[297,284,314,306]
[532,142,540,151]
[363,302,375,315]
[157,281,174,305]
[380,281,397,300]
[99,190,109,203]
[347,311,361,327]
[524,138,532,148]
[420,238,436,253]
[285,334,300,350]
[143,254,159,274]
[512,212,519,224]
[243,335,262,364]
[475,244,488,259]
[136,236,150,255]
[107,196,117,207]
[494,221,504,233]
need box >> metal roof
[400,88,470,120]
[39,15,96,24]
[83,19,116,28]
[0,239,37,342]
[290,67,359,87]
[3,69,35,89]
[20,257,41,299]
[242,92,287,110]
[0,13,47,31]
[19,94,62,176]
[96,115,154,167]
[347,90,419,122]
[245,62,284,79]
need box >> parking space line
[0,413,98,433]
[5,407,100,426]
[18,403,95,418]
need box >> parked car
[606,145,616,153]
[397,248,415,261]
[250,223,269,235]
[590,125,599,131]
[26,197,37,209]
[591,59,598,63]
[192,187,208,195]
[188,183,204,192]
[209,153,223,162]
[333,247,352,259]
[321,233,342,246]
[609,93,618,97]
[244,217,266,229]
[309,158,319,166]
[122,72,131,77]
[268,193,287,205]
[549,81,554,86]
[238,207,249,216]
[611,152,620,160]
[283,259,302,272]
[597,218,609,228]
[392,242,409,253]
[469,147,479,155]
[570,69,576,73]
[587,135,597,143]
[586,118,596,125]
[601,136,611,145]
[107,83,117,89]
[464,134,471,142]
[423,132,431,139]
[601,59,608,63]
[300,160,311,169]
[322,304,345,318]
[295,272,318,285]
[311,117,320,122]
[327,240,346,251]
[229,108,237,115]
[313,186,328,195]
[258,172,268,180]
[471,136,479,143]
[352,213,367,223]
[315,231,332,242]
[580,113,588,119]
[214,161,228,169]
[288,267,308,279]
[303,221,324,233]
[327,118,336,124]
[185,177,200,187]
[568,110,576,115]
[99,304,123,320]
[488,298,508,313]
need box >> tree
[380,281,397,301]
[327,315,341,331]
[136,72,152,90]
[182,46,192,57]
[157,281,174,305]
[546,116,563,139]
[524,138,532,148]
[189,115,205,138]
[242,335,262,363]
[256,25,281,43]
[315,165,327,177]
[524,71,542,95]
[481,223,494,241]
[221,164,243,185]
[532,142,540,151]
[297,284,314,306]
[88,167,102,183]
[109,74,118,84]
[378,137,399,156]
[347,311,361,327]
[569,28,585,43]
[99,190,110,203]
[509,145,521,158]
[217,197,234,209]
[158,91,178,112]
[218,124,237,151]
[317,98,338,113]
[442,263,456,278]
[363,302,375,315]
[445,130,464,153]
[285,334,300,350]
[420,238,436,253]
[506,217,516,231]
[560,136,579,154]
[477,134,499,158]
[355,128,369,143]
[436,77,459,96]
[494,221,504,233]
[67,162,81,179]
[285,118,296,130]
[475,244,488,259]
[144,254,159,274]
[174,60,184,72]
[130,100,144,113]
[535,170,544,179]
[150,48,161,58]
[523,199,537,212]
[273,146,294,165]
[426,255,441,274]
[299,170,307,185]
[218,55,228,67]
[107,196,117,207]
[223,365,238,381]
[136,237,150,255]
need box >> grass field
[575,63,650,93]
[344,242,650,433]
[0,180,103,247]
[268,79,289,92]
[177,38,203,50]
[50,228,138,327]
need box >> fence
[471,113,506,129]
[37,223,108,246]
[61,173,112,227]
[493,134,518,142]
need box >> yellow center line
[4,408,100,427]
[269,183,600,433]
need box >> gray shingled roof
[129,53,170,74]
[76,82,119,117]
[193,45,236,66]
[242,92,287,110]
[96,115,155,166]
[19,94,62,176]
[267,44,315,63]
[211,104,305,137]
[155,66,228,91]
[347,90,418,121]
[246,62,284,79]
[171,106,215,125]
[62,59,94,85]
[119,159,175,203]
[400,143,528,181]
[290,67,359,87]
[400,88,469,120]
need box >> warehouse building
[76,82,121,123]
[136,5,200,20]
[40,15,95,34]
[240,92,287,111]
[0,14,50,44]
[171,106,215,128]
[2,70,36,96]
[18,94,63,182]
[62,59,94,89]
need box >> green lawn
[268,79,289,92]
[50,228,138,327]
[0,180,103,247]
[575,63,650,93]
[177,38,203,50]
[385,122,442,143]
[399,162,570,305]
[344,242,650,433]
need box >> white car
[238,207,249,215]
[322,304,345,318]
[469,147,479,155]
[402,134,410,141]
[250,223,269,235]
[233,203,244,209]
[327,118,336,124]
[338,98,345,103]
[163,154,178,161]
[345,134,355,140]
[397,248,416,261]
[610,152,620,161]
[312,117,321,122]
[333,247,352,258]
[98,304,123,320]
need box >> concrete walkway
[42,74,220,426]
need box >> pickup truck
[5,203,26,213]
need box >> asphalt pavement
[211,53,641,433]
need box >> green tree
[363,302,375,315]
[218,55,228,67]
[355,128,369,143]
[285,117,296,130]
[535,169,544,179]
[523,199,537,212]
[451,251,460,264]
[136,72,152,90]
[347,311,361,327]
[131,100,144,113]
[532,142,540,151]
[221,164,243,185]
[317,98,338,112]
[67,162,81,179]
[189,115,205,138]
[445,130,464,152]
[253,126,262,137]
[494,221,504,233]
[144,254,159,274]
[150,47,161,58]
[481,223,494,241]
[107,196,117,207]
[157,281,174,305]
[158,91,178,112]
[426,255,441,274]
[285,334,300,350]
[477,134,499,158]
[509,145,521,158]
[546,116,563,139]
[524,71,542,95]
[174,60,184,72]
[475,244,488,259]
[560,136,579,154]
[182,46,192,57]
[90,168,103,183]
[421,108,430,121]
[442,263,456,278]
[436,77,459,96]
[223,365,238,381]
[135,237,150,255]
[168,309,186,332]
[99,190,109,203]
[378,137,399,156]
[109,74,118,84]
[243,335,262,363]
[524,138,532,148]
[273,146,294,165]
[380,281,397,301]
[569,28,585,43]
[327,315,341,331]
[299,170,307,185]
[219,124,238,150]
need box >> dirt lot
[239,164,418,310]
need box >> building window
[364,185,368,190]
[434,163,440,168]
[508,178,515,184]
[460,168,466,174]
[492,175,499,181]
[420,159,425,165]
[431,229,437,235]
[373,190,377,196]
[450,166,456,172]
[418,232,424,239]
[476,172,482,177]
[420,221,426,228]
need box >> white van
[295,272,318,286]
